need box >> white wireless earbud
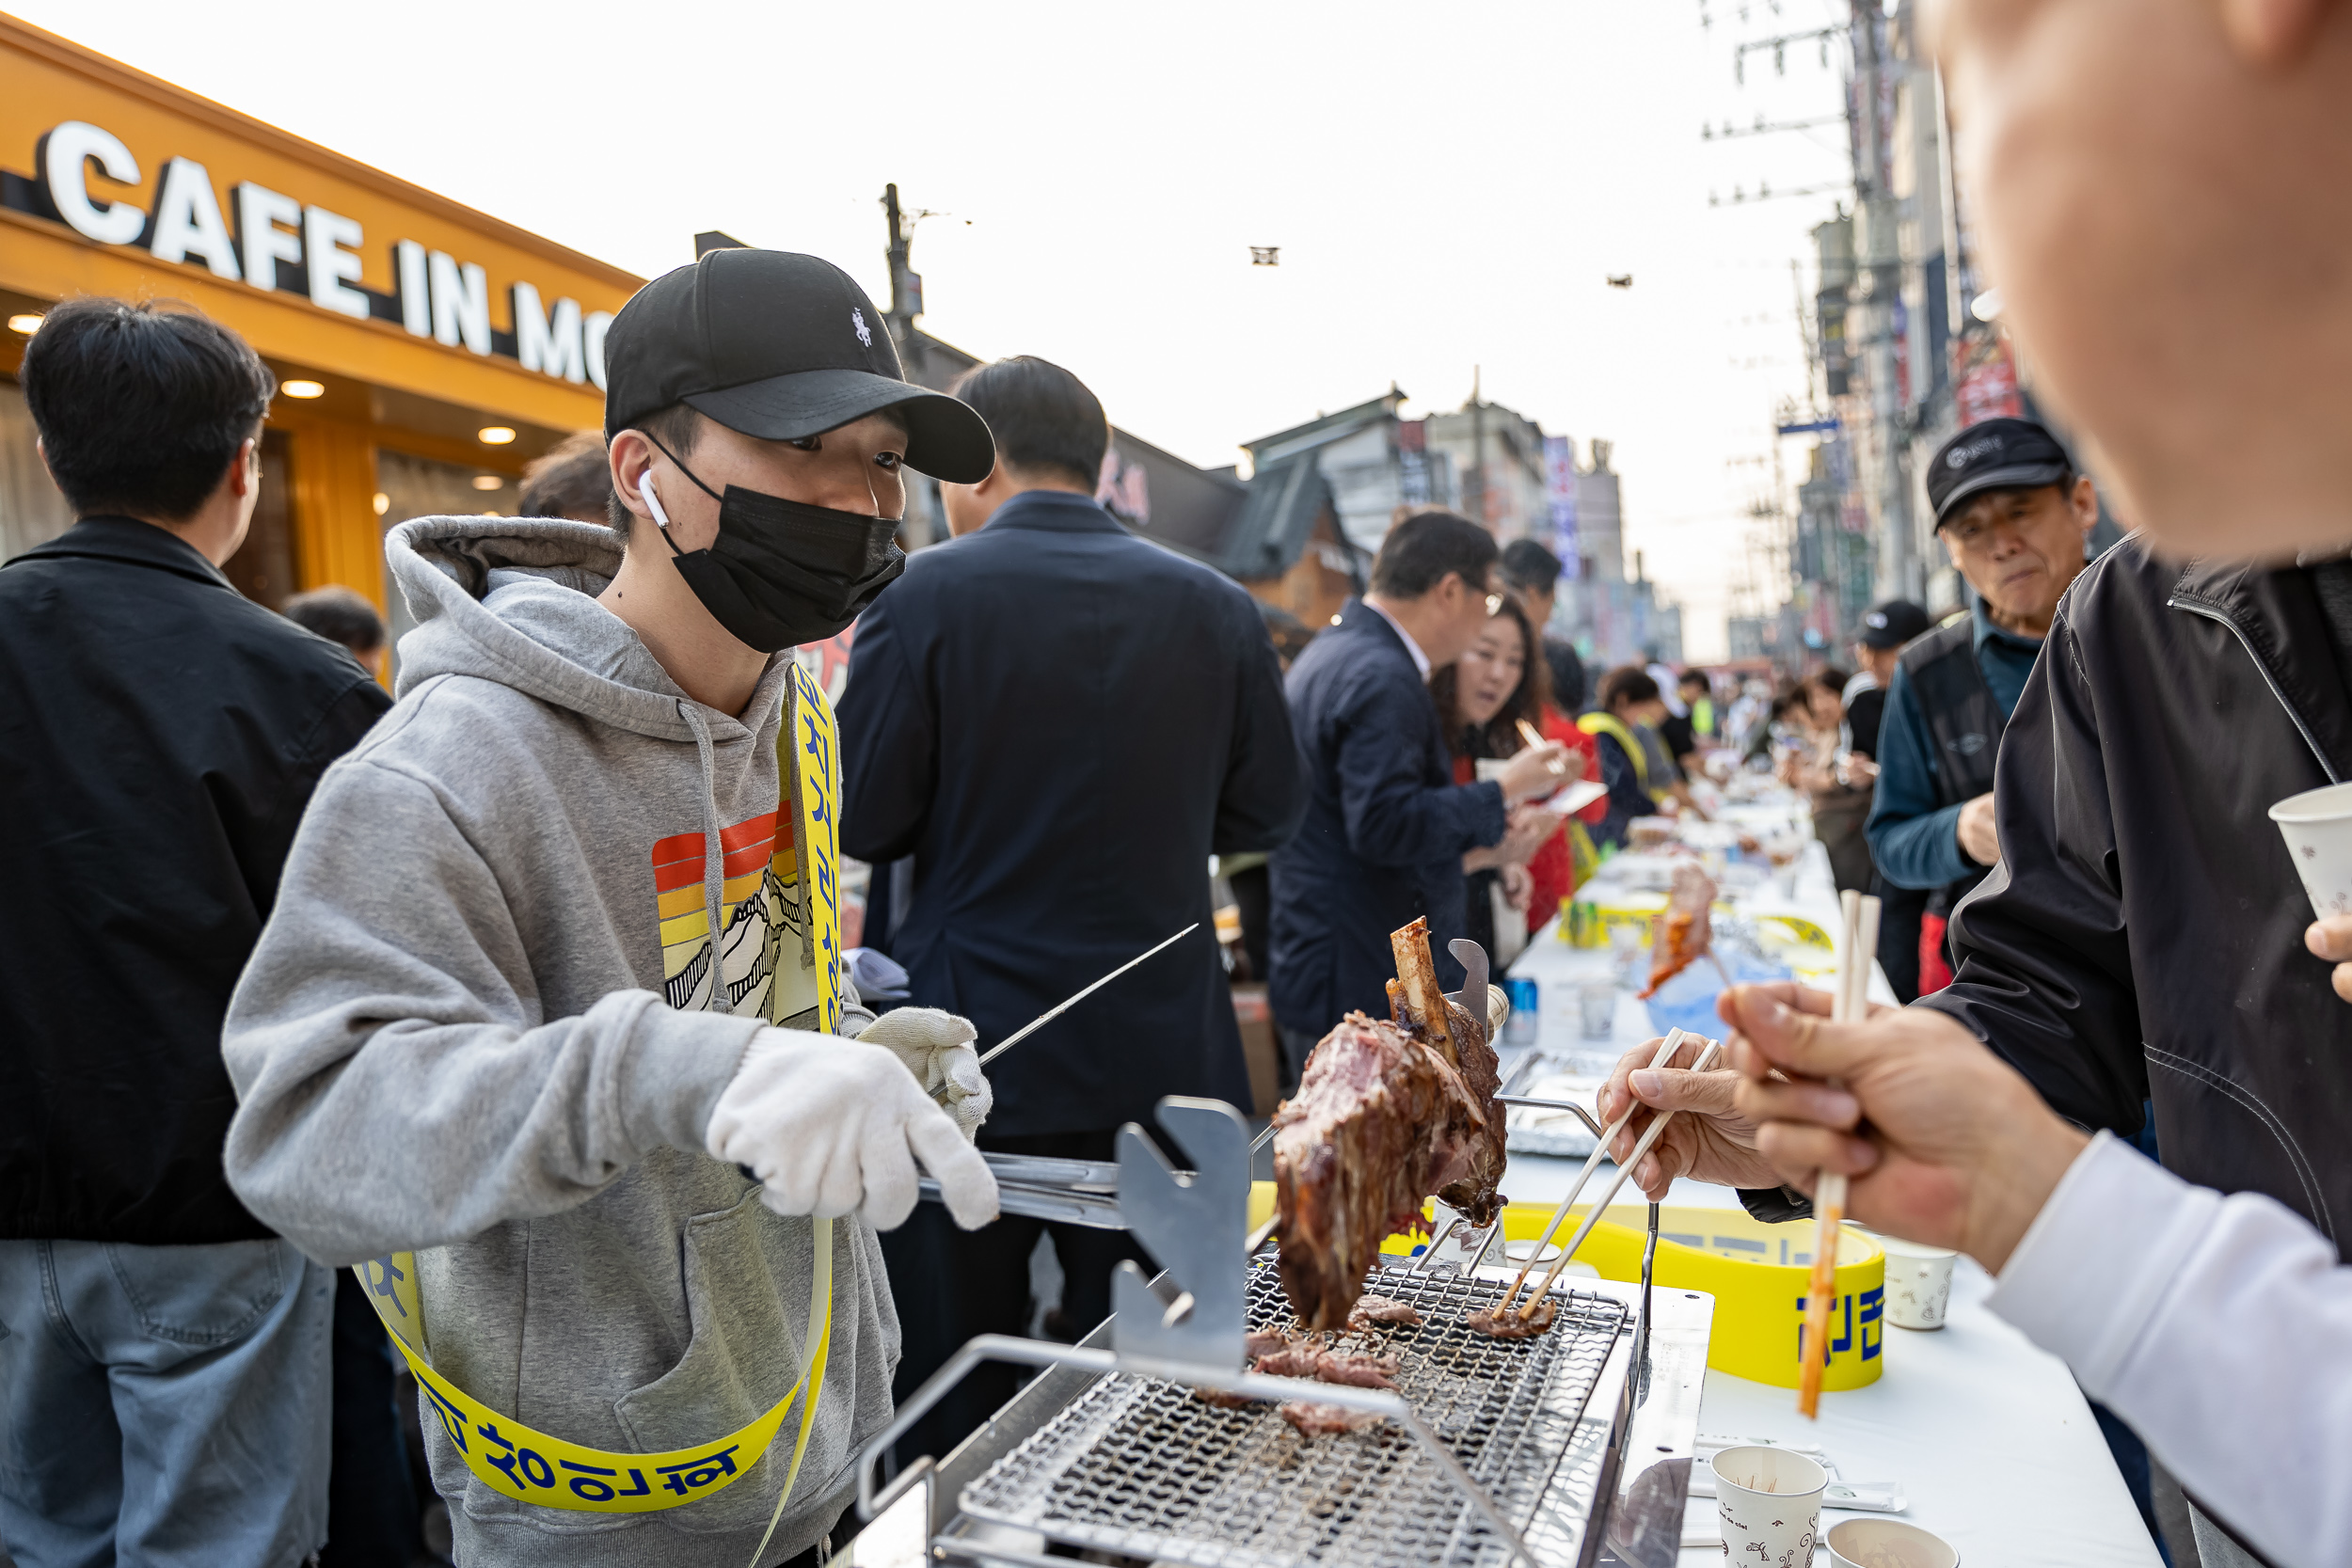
[638,470,674,531]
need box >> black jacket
[838,490,1305,1137]
[1922,538,2352,1247]
[1,517,390,1243]
[1267,599,1506,1035]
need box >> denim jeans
[0,1237,333,1568]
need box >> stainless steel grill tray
[958,1261,1629,1567]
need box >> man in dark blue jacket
[1266,511,1567,1075]
[838,356,1306,1461]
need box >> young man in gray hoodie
[222,249,1001,1568]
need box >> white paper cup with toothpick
[1710,1446,1825,1566]
[2270,782,2352,919]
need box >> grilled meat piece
[1638,863,1720,999]
[1243,1326,1296,1359]
[1466,1297,1559,1338]
[1347,1294,1424,1329]
[1196,1386,1255,1409]
[1280,1402,1386,1437]
[1273,1012,1489,1329]
[1314,1350,1401,1390]
[1253,1345,1324,1379]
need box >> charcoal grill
[858,1093,1711,1568]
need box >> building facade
[1,15,635,626]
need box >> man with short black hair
[1865,417,2095,990]
[838,354,1306,1462]
[282,583,387,675]
[519,428,614,524]
[1268,511,1566,1070]
[0,297,392,1568]
[1500,535,1585,712]
[221,249,1000,1568]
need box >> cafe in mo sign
[0,14,641,623]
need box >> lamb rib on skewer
[1272,922,1509,1330]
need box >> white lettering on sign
[149,157,240,279]
[428,250,491,356]
[304,205,369,319]
[41,120,145,245]
[35,118,610,386]
[582,311,612,393]
[512,282,584,384]
[235,182,303,296]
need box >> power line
[1702,113,1845,141]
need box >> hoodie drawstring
[678,700,727,1015]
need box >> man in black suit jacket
[838,356,1306,1461]
[1267,513,1568,1075]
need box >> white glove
[705,1030,998,1230]
[857,1006,994,1141]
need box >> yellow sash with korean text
[352,667,851,1515]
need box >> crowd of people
[8,2,2352,1566]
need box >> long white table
[1498,827,2160,1566]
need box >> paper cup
[2269,782,2352,919]
[1877,1235,1958,1330]
[1826,1517,1961,1568]
[1709,1446,1825,1566]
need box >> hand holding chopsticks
[1493,1029,1728,1322]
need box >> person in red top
[1431,594,1604,960]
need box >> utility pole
[1849,0,1915,601]
[1469,365,1486,526]
[881,183,923,354]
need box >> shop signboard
[0,18,637,434]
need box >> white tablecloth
[1492,815,2158,1565]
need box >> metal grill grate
[959,1261,1629,1567]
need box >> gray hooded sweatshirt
[223,515,898,1568]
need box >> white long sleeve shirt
[1989,1132,2352,1568]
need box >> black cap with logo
[1855,599,1932,650]
[1925,417,2074,529]
[601,248,995,483]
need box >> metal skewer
[1493,1030,1688,1318]
[930,925,1200,1102]
[1516,1035,1725,1319]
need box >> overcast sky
[19,0,1861,659]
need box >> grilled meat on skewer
[1637,863,1720,1000]
[1272,1012,1489,1329]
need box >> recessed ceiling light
[372,492,391,515]
[472,475,504,491]
[281,379,326,399]
[477,426,516,445]
[7,313,42,336]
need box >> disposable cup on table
[1826,1517,1961,1567]
[2269,781,2352,918]
[1709,1446,1826,1566]
[1577,978,1616,1040]
[1877,1234,1958,1330]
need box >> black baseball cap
[1926,417,2074,528]
[601,248,995,483]
[1855,600,1931,649]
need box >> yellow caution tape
[359,1218,834,1515]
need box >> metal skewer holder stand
[859,1095,1546,1567]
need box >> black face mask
[639,438,905,653]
